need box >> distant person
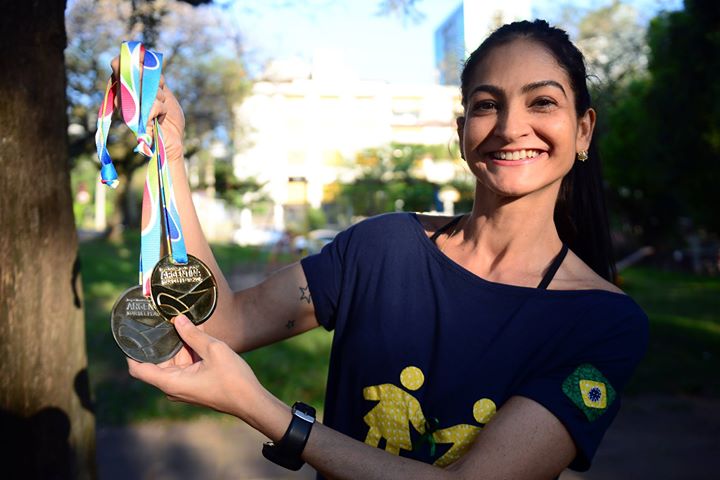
[125,19,648,479]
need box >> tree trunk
[0,1,96,478]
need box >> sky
[228,0,684,84]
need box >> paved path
[97,417,315,480]
[560,394,718,480]
[96,394,719,479]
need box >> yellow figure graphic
[432,398,497,467]
[363,366,427,455]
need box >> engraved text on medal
[125,298,157,316]
[160,265,204,286]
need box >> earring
[577,150,588,162]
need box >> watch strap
[262,402,316,471]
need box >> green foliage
[339,178,436,216]
[306,207,328,231]
[243,330,331,407]
[169,52,250,151]
[599,76,677,244]
[212,159,269,210]
[643,1,720,232]
[597,0,720,245]
[337,143,467,216]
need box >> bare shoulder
[555,250,626,294]
[415,213,456,237]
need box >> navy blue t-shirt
[301,213,648,472]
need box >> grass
[80,233,720,424]
[619,267,720,397]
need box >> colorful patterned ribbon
[95,78,119,187]
[96,41,188,296]
[152,116,188,268]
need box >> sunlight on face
[459,39,592,201]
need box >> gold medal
[149,254,218,324]
[110,285,182,363]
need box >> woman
[126,20,648,479]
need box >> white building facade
[233,55,463,230]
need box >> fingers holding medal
[111,285,183,364]
[111,253,218,365]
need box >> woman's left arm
[304,395,575,480]
[129,316,576,480]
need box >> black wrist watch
[262,402,316,471]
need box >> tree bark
[0,1,96,478]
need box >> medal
[100,41,219,361]
[111,285,182,363]
[149,254,217,324]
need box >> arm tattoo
[286,319,295,329]
[299,285,312,304]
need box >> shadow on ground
[96,394,718,480]
[561,394,718,480]
[96,417,315,480]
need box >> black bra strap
[430,215,465,243]
[537,244,569,290]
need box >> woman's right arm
[162,110,319,352]
[111,58,319,353]
[221,262,319,352]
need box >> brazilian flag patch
[562,364,616,421]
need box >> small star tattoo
[299,285,312,304]
[286,319,295,329]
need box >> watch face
[294,410,316,424]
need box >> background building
[224,2,536,239]
[232,50,463,232]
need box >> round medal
[149,254,218,324]
[110,285,182,363]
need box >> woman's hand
[127,315,266,422]
[109,55,186,163]
[148,79,185,163]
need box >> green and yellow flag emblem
[562,364,615,421]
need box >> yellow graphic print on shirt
[432,398,497,467]
[363,366,427,455]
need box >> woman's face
[458,38,595,200]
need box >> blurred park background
[1,0,719,478]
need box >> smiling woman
[457,21,612,282]
[124,19,648,480]
[457,37,597,260]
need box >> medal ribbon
[96,41,188,297]
[95,80,119,187]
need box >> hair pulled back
[460,19,616,282]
